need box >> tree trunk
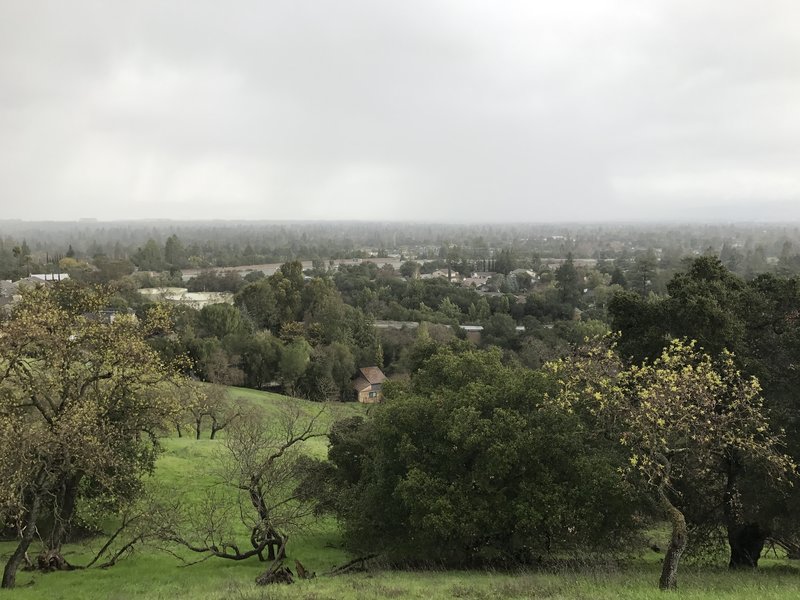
[3,537,34,589]
[176,423,183,438]
[658,489,687,591]
[256,537,291,585]
[2,494,43,589]
[48,475,81,552]
[248,478,279,560]
[263,530,285,562]
[722,448,765,568]
[728,524,767,569]
[195,420,202,440]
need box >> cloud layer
[1,1,799,221]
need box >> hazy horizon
[2,1,799,222]
[5,217,800,227]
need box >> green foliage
[133,239,166,271]
[279,339,311,395]
[399,261,420,278]
[663,257,749,356]
[608,290,668,361]
[481,313,518,348]
[524,288,574,322]
[235,278,279,330]
[239,332,282,389]
[198,303,249,339]
[437,296,461,322]
[316,346,641,565]
[494,248,516,275]
[631,250,658,296]
[186,269,378,398]
[468,297,491,323]
[297,343,355,401]
[551,337,792,493]
[555,254,581,307]
[164,234,187,269]
[552,319,610,346]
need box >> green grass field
[0,388,798,599]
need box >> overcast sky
[1,1,799,222]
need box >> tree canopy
[312,344,642,566]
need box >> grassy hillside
[0,387,798,599]
[0,388,360,599]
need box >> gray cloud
[1,1,799,221]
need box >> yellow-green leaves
[546,336,795,490]
[0,284,186,526]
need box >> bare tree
[177,382,245,440]
[164,403,327,564]
[206,385,244,440]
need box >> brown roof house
[352,366,387,403]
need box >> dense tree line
[8,221,800,281]
[145,261,382,402]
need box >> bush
[313,346,643,566]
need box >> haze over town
[2,1,800,222]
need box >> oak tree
[0,283,182,588]
[165,403,326,568]
[549,338,794,589]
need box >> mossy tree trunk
[658,486,687,591]
[2,479,45,589]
